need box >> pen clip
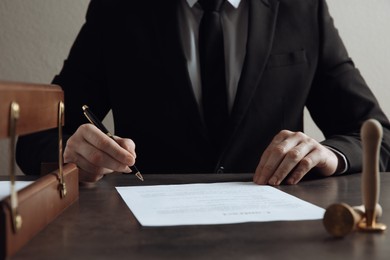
[82,105,110,135]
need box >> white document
[116,182,325,226]
[0,181,33,201]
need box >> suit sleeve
[16,0,111,175]
[307,0,390,172]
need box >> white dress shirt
[178,0,248,113]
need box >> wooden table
[9,173,390,260]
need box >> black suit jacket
[17,0,390,175]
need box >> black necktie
[198,0,228,149]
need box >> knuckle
[78,123,91,133]
[63,146,77,164]
[286,149,301,162]
[297,132,315,144]
[88,150,104,165]
[65,136,78,149]
[261,149,272,159]
[273,130,290,142]
[306,137,316,146]
[291,131,307,142]
[279,129,291,136]
[262,164,275,173]
[63,151,74,163]
[95,137,111,149]
[300,156,313,169]
[128,156,136,166]
[272,145,287,156]
[128,139,136,149]
[291,168,306,181]
[276,164,290,175]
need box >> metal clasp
[9,101,22,233]
[58,101,67,198]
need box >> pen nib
[129,166,144,181]
[135,172,144,182]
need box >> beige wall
[1,0,389,175]
[0,0,89,175]
[306,0,390,140]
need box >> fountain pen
[82,105,144,181]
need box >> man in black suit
[17,0,390,184]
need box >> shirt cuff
[323,145,348,175]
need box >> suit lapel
[149,0,280,147]
[228,0,280,137]
[151,1,208,138]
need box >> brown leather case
[0,164,79,258]
[0,81,64,138]
[0,81,79,259]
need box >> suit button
[216,166,224,173]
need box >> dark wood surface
[7,172,390,260]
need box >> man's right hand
[63,124,137,183]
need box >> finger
[64,125,132,173]
[254,148,280,185]
[270,142,315,185]
[64,142,113,175]
[114,136,137,161]
[81,124,134,166]
[254,130,297,184]
[254,136,286,184]
[77,140,132,173]
[285,148,322,184]
[72,154,112,179]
